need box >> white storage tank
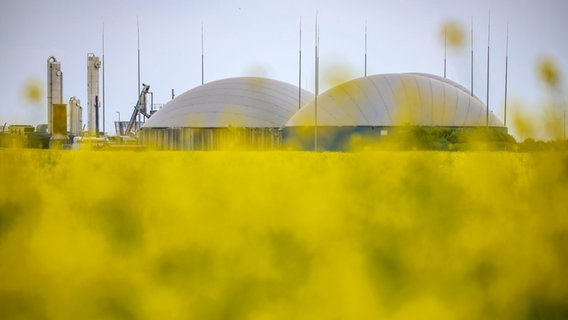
[69,96,82,136]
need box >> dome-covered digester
[144,77,314,128]
[283,73,506,150]
[140,77,314,150]
[286,73,504,127]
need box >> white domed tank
[141,77,314,150]
[284,73,506,150]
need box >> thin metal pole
[471,17,474,96]
[444,26,447,78]
[137,17,141,127]
[299,17,302,109]
[486,12,490,127]
[314,14,319,151]
[137,17,140,95]
[201,22,204,85]
[504,24,509,127]
[102,23,106,135]
[365,21,368,77]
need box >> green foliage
[355,126,518,151]
[517,138,568,152]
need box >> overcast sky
[1,0,566,138]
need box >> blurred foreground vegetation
[1,149,567,319]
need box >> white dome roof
[144,77,314,128]
[286,73,504,127]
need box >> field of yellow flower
[1,149,567,319]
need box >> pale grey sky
[1,0,566,138]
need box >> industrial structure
[47,56,63,135]
[140,77,314,150]
[125,84,151,136]
[5,17,516,151]
[5,15,530,150]
[68,97,83,136]
[13,26,514,150]
[284,73,506,150]
[16,55,105,148]
[138,73,506,151]
[38,57,509,151]
[27,54,142,148]
[87,53,101,136]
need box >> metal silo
[69,96,82,136]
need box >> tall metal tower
[87,53,101,136]
[47,56,63,135]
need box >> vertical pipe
[504,24,509,127]
[95,96,99,137]
[486,13,491,127]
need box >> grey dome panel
[286,73,504,127]
[143,77,314,128]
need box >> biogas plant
[139,74,508,151]
[4,44,512,151]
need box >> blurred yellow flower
[1,149,566,319]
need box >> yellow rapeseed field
[1,149,567,319]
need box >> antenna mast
[201,22,204,85]
[470,17,474,96]
[102,23,106,134]
[486,13,490,127]
[444,26,447,78]
[365,21,368,77]
[504,24,509,127]
[299,17,302,109]
[314,14,319,151]
[137,17,141,125]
